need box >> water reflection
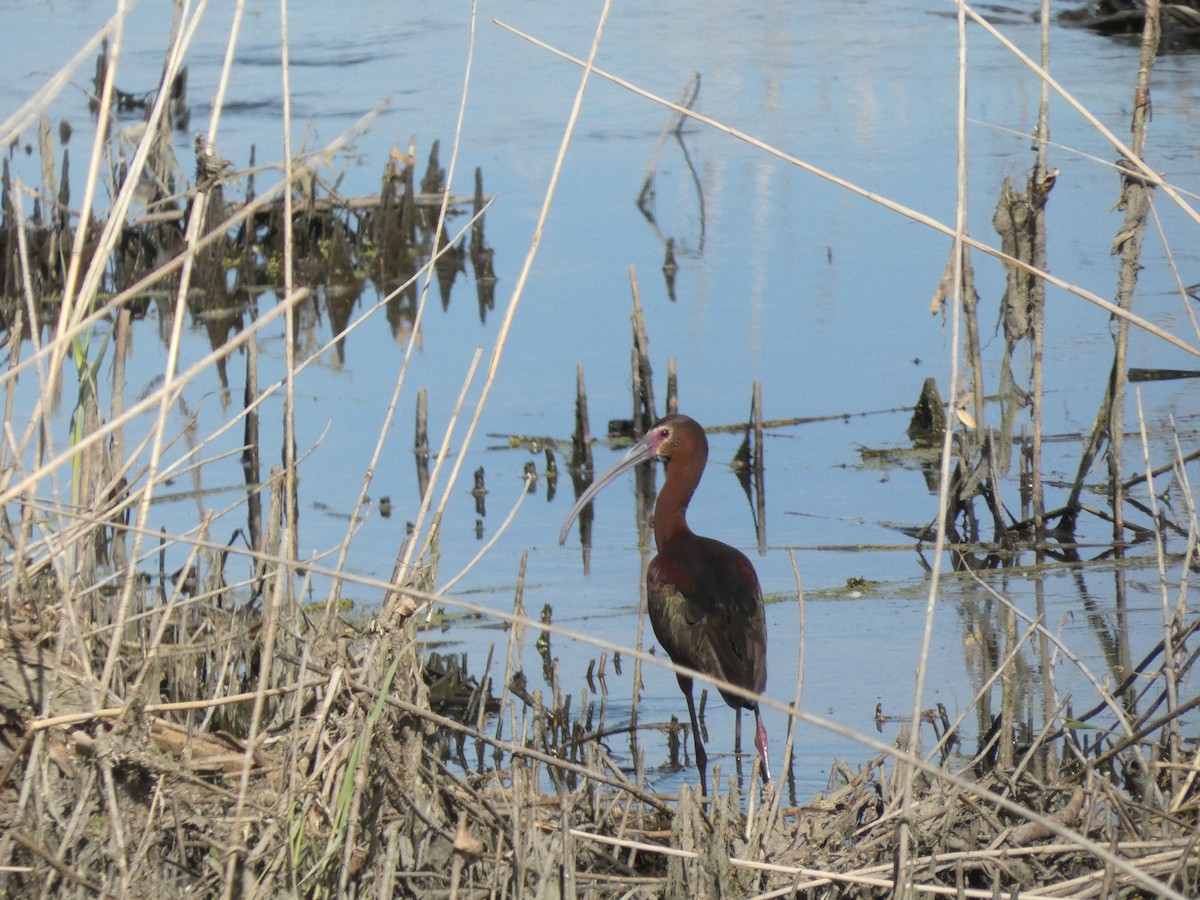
[4,75,493,363]
[635,70,706,284]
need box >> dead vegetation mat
[0,593,1198,900]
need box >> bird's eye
[659,428,670,439]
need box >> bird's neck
[653,456,702,550]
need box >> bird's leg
[753,705,771,783]
[679,675,708,797]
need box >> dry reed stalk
[764,550,806,836]
[1153,203,1200,345]
[1135,391,1185,792]
[894,4,974,893]
[277,0,299,629]
[1029,0,1051,537]
[1099,0,1160,551]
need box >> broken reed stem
[6,186,42,612]
[1033,570,1060,782]
[998,565,1018,771]
[960,249,985,459]
[230,524,289,892]
[628,527,652,782]
[22,682,318,736]
[573,365,592,477]
[629,264,656,432]
[109,307,130,572]
[496,551,528,749]
[52,8,124,356]
[753,380,766,556]
[569,365,595,570]
[205,0,246,149]
[63,1,201,367]
[666,356,677,416]
[1167,427,1200,813]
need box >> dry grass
[1,1,1200,898]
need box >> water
[2,0,1198,799]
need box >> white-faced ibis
[559,414,769,795]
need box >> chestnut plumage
[560,414,769,794]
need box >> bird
[559,414,769,795]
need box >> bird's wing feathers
[647,537,767,706]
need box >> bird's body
[560,414,769,795]
[648,536,767,713]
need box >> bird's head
[641,414,707,463]
[558,414,708,545]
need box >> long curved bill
[558,436,658,545]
